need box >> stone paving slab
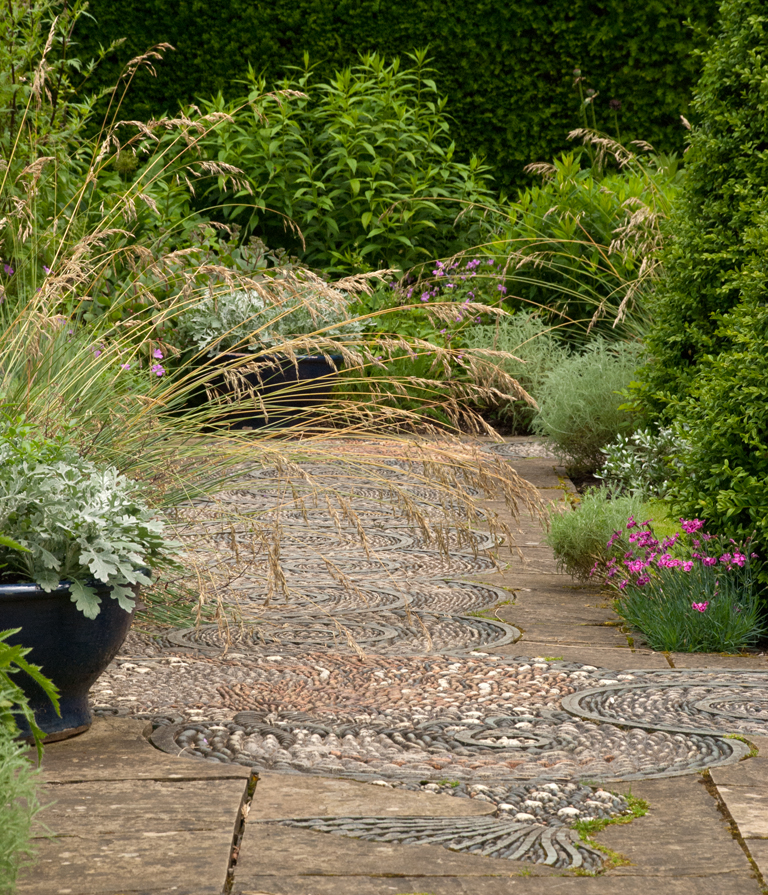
[36,716,251,783]
[232,777,762,895]
[232,875,756,894]
[17,718,251,895]
[18,830,231,895]
[249,772,495,820]
[232,823,559,891]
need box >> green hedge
[76,0,717,189]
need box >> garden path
[17,438,768,894]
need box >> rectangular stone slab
[17,830,231,895]
[16,777,247,894]
[249,772,495,820]
[232,823,557,889]
[37,716,251,783]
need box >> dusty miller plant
[0,421,178,618]
[176,282,369,355]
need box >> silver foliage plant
[0,424,178,618]
[597,427,687,498]
[177,283,369,355]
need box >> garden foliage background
[77,0,717,188]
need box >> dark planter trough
[0,582,135,741]
[204,353,343,429]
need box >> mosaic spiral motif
[164,611,522,657]
[562,672,768,737]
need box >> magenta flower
[3,264,13,276]
[43,265,50,274]
[420,292,430,302]
[626,515,638,530]
[93,349,102,358]
[497,285,507,294]
[691,602,709,613]
[120,363,131,370]
[680,518,705,534]
[153,348,164,359]
[150,363,165,377]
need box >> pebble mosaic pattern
[163,611,522,657]
[273,816,604,870]
[564,672,768,737]
[97,441,765,872]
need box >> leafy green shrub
[597,427,687,498]
[546,487,646,580]
[0,420,179,618]
[461,312,569,432]
[664,303,768,587]
[494,145,682,340]
[76,0,717,190]
[196,52,495,273]
[608,518,763,653]
[532,340,640,472]
[638,0,768,419]
[633,0,768,589]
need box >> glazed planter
[0,581,136,741]
[210,353,343,429]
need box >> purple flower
[150,363,165,377]
[43,265,50,274]
[692,602,709,613]
[626,515,638,530]
[420,292,430,302]
[120,363,131,370]
[497,285,507,294]
[153,348,164,359]
[3,264,13,276]
[680,518,705,534]
[93,349,102,358]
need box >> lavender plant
[606,517,762,653]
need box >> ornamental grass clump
[606,517,763,653]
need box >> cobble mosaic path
[91,439,768,878]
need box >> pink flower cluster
[594,516,756,609]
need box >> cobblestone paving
[97,440,765,873]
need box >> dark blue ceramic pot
[215,353,343,429]
[0,581,135,741]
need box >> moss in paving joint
[570,793,649,875]
[725,734,759,759]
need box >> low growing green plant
[607,517,763,653]
[546,487,646,580]
[0,419,180,618]
[532,340,641,473]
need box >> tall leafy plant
[195,51,495,273]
